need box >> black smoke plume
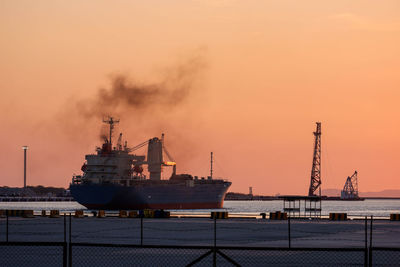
[56,51,207,150]
[78,54,206,120]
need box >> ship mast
[103,116,120,147]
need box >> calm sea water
[0,199,399,217]
[223,199,400,217]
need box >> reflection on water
[0,199,398,217]
[223,199,400,217]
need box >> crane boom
[341,171,359,199]
[116,133,122,150]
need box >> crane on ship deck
[130,134,177,177]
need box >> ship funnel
[147,137,163,180]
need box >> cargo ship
[70,117,231,210]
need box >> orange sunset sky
[1,1,399,195]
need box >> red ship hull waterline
[84,202,225,210]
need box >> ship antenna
[103,116,120,147]
[210,152,213,179]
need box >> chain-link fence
[0,241,66,267]
[70,244,211,266]
[370,248,400,267]
[69,244,367,267]
[1,214,400,266]
[1,241,399,266]
[218,247,366,267]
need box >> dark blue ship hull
[70,180,231,210]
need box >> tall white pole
[22,146,28,188]
[210,152,213,179]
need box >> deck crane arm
[163,146,175,163]
[116,133,122,150]
[130,135,177,176]
[161,135,176,175]
[131,140,149,151]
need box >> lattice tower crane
[308,122,322,197]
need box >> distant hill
[322,188,400,198]
[322,189,341,196]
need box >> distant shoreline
[225,197,400,201]
[225,192,400,201]
[2,187,400,202]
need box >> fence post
[364,216,368,267]
[6,210,8,242]
[69,213,72,243]
[213,217,217,267]
[63,213,67,267]
[69,213,72,267]
[63,242,67,267]
[140,216,143,246]
[288,215,291,248]
[369,215,373,267]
